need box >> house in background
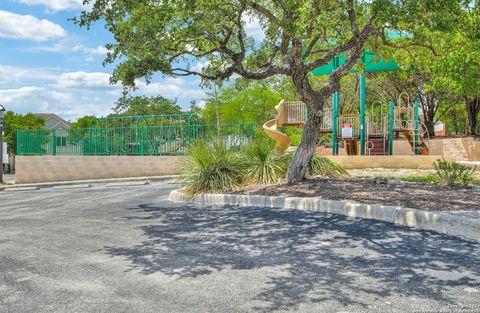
[34,113,71,130]
[34,113,71,149]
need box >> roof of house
[33,113,71,129]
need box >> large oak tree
[78,0,468,183]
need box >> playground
[12,48,480,186]
[263,52,434,157]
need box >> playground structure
[263,51,430,156]
[17,114,254,156]
[263,96,429,156]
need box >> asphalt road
[0,181,479,313]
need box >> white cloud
[197,100,207,109]
[0,86,71,114]
[0,10,66,41]
[57,71,116,90]
[15,0,86,12]
[191,61,210,73]
[136,80,206,99]
[243,14,265,41]
[2,70,206,120]
[0,65,59,84]
[33,42,109,55]
[0,86,111,120]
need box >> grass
[402,174,480,186]
[242,142,288,185]
[180,141,244,194]
[180,140,350,194]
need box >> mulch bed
[233,177,480,211]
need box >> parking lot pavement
[1,181,480,313]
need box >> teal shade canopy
[310,51,400,76]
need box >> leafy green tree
[113,96,183,116]
[430,9,480,135]
[2,112,45,155]
[202,79,287,125]
[78,0,468,182]
[70,115,97,129]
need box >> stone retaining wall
[336,137,480,160]
[327,155,442,169]
[15,155,185,183]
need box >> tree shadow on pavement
[105,203,480,311]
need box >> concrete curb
[0,175,179,191]
[169,189,480,243]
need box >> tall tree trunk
[286,71,334,183]
[424,97,436,137]
[417,84,437,138]
[466,98,480,136]
[286,103,324,182]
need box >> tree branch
[377,27,442,57]
[347,0,359,35]
[304,20,376,73]
[248,1,281,26]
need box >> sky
[0,0,240,122]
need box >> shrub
[433,159,476,186]
[307,154,349,178]
[242,143,288,185]
[180,141,244,194]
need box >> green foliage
[402,174,439,184]
[114,95,182,115]
[307,154,349,178]
[202,79,289,126]
[180,140,349,193]
[283,126,303,146]
[2,112,45,155]
[76,1,463,91]
[180,141,244,194]
[70,115,96,129]
[433,159,476,186]
[241,142,288,185]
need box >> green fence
[17,123,254,156]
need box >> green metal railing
[17,123,254,156]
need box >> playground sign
[341,124,353,138]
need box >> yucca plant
[306,154,349,178]
[433,159,476,186]
[180,141,244,194]
[242,143,288,185]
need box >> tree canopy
[113,95,183,116]
[78,0,472,182]
[2,112,45,156]
[70,115,97,129]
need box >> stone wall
[336,137,480,160]
[15,137,480,183]
[15,155,185,184]
[327,155,442,169]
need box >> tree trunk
[466,98,480,136]
[424,100,436,137]
[286,106,324,183]
[417,88,437,138]
[285,68,334,184]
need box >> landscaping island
[233,176,480,212]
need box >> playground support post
[389,100,394,155]
[332,90,340,155]
[414,99,419,155]
[359,74,366,155]
[331,56,340,155]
